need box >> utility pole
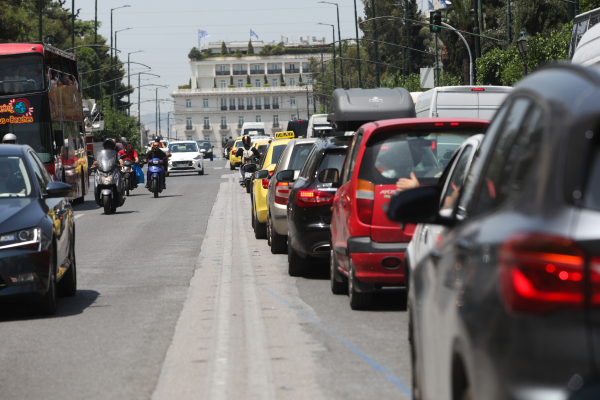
[71,0,75,51]
[372,0,380,87]
[138,73,140,131]
[333,5,344,89]
[405,0,412,75]
[158,101,162,138]
[435,31,439,86]
[402,48,405,86]
[155,88,158,138]
[306,86,310,119]
[353,0,362,88]
[94,0,98,101]
[507,0,512,44]
[473,9,481,59]
[39,0,42,42]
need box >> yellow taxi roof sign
[274,131,295,140]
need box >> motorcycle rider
[92,138,120,168]
[143,139,168,189]
[119,141,139,188]
[2,133,18,144]
[235,135,260,182]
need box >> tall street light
[317,23,337,89]
[353,0,362,88]
[110,5,131,107]
[39,0,43,42]
[319,2,345,88]
[127,50,144,116]
[517,30,530,77]
[154,85,168,138]
[114,27,132,108]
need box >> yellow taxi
[251,137,293,239]
[228,138,243,170]
[243,139,270,193]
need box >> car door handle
[423,226,429,244]
[456,239,472,251]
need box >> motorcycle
[122,159,137,196]
[93,150,126,214]
[147,158,165,198]
[241,156,260,194]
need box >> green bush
[245,84,253,87]
[263,83,270,87]
[228,84,235,88]
[280,82,287,86]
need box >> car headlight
[0,227,41,250]
[194,155,203,160]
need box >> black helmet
[242,135,251,146]
[102,138,116,150]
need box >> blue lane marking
[258,284,412,397]
[200,252,221,265]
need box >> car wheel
[230,162,234,170]
[58,230,77,297]
[36,250,57,315]
[198,169,204,175]
[251,199,255,229]
[266,213,272,247]
[270,215,287,254]
[253,207,267,239]
[330,248,347,294]
[348,259,372,310]
[288,237,307,276]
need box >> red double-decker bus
[0,43,88,202]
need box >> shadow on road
[0,289,101,321]
[72,199,101,212]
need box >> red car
[329,118,490,310]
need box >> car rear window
[317,149,347,181]
[358,129,482,185]
[256,144,268,152]
[288,144,313,170]
[584,139,600,211]
[269,144,287,166]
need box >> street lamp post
[317,23,336,89]
[110,5,131,107]
[128,50,144,116]
[39,0,43,42]
[71,0,75,51]
[154,86,168,138]
[114,27,132,108]
[517,30,530,77]
[353,0,362,87]
[319,2,344,88]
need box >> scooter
[93,150,126,214]
[241,157,260,194]
[147,158,165,198]
[122,159,136,196]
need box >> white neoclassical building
[170,52,331,145]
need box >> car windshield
[197,141,211,149]
[256,144,268,153]
[288,144,313,170]
[358,129,482,185]
[244,128,265,136]
[0,54,45,95]
[234,141,243,149]
[0,155,32,197]
[169,143,198,153]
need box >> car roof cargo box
[327,87,415,132]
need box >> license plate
[245,172,252,178]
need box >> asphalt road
[0,158,411,400]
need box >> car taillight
[591,257,600,306]
[499,232,586,313]
[296,190,333,207]
[275,181,290,205]
[262,170,275,188]
[356,179,375,224]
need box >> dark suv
[283,136,351,276]
[388,64,600,400]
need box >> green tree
[97,106,141,148]
[220,41,227,55]
[235,49,242,58]
[247,40,254,55]
[188,47,202,60]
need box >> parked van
[307,114,333,137]
[572,23,600,67]
[415,86,512,120]
[241,122,266,136]
[286,119,309,138]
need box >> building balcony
[202,125,211,132]
[285,68,300,73]
[272,104,279,109]
[215,70,230,75]
[229,105,236,110]
[220,125,229,130]
[272,123,280,128]
[303,67,312,73]
[250,69,265,75]
[237,124,243,129]
[255,105,262,110]
[268,69,282,74]
[172,85,312,95]
[221,106,227,111]
[238,105,244,110]
[232,70,247,75]
[264,104,270,109]
[247,105,254,110]
[185,126,194,131]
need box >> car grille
[174,161,193,166]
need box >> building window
[186,99,191,108]
[221,116,227,128]
[256,97,261,106]
[272,79,278,87]
[247,98,253,106]
[203,117,210,129]
[221,98,227,110]
[238,98,244,107]
[219,65,226,72]
[308,97,314,105]
[289,78,296,86]
[273,97,279,106]
[255,79,261,87]
[230,98,235,107]
[237,79,243,87]
[186,117,193,130]
[273,115,279,127]
[291,114,297,121]
[220,80,226,88]
[289,63,296,69]
[254,64,261,71]
[272,64,277,69]
[290,97,296,106]
[307,77,313,85]
[256,115,262,122]
[203,99,209,108]
[187,135,193,141]
[264,97,270,106]
[238,116,244,128]
[237,65,244,71]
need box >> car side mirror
[255,170,269,179]
[45,181,72,198]
[243,164,257,173]
[318,168,340,187]
[277,169,294,182]
[54,129,64,148]
[387,186,454,226]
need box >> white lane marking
[74,214,84,220]
[213,167,223,170]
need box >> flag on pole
[428,1,434,10]
[199,30,210,39]
[250,29,259,39]
[441,0,451,7]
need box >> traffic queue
[235,63,600,399]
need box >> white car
[167,141,204,175]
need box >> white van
[415,86,512,120]
[241,122,266,137]
[306,114,332,137]
[572,24,600,68]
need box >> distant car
[229,138,243,170]
[306,114,332,138]
[168,141,204,175]
[0,145,76,315]
[388,63,600,400]
[196,140,214,160]
[241,122,266,137]
[286,136,351,276]
[287,119,308,138]
[415,86,512,120]
[266,138,317,254]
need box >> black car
[287,119,308,138]
[388,64,600,400]
[284,136,351,276]
[0,145,76,315]
[196,140,214,160]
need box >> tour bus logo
[0,98,35,125]
[368,97,383,103]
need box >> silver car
[265,138,316,254]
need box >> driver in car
[0,161,25,195]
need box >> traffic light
[429,10,442,33]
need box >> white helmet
[2,133,17,144]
